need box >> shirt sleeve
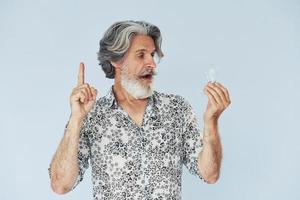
[181,98,206,182]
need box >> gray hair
[97,20,164,79]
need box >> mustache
[140,69,158,76]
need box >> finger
[78,91,86,103]
[204,87,217,105]
[91,87,98,100]
[77,84,92,100]
[79,89,89,103]
[209,82,228,104]
[215,82,231,103]
[206,85,223,106]
[72,87,88,103]
[85,84,93,100]
[77,62,85,86]
[82,87,91,101]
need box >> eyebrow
[135,48,156,53]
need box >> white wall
[0,0,299,199]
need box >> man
[48,20,231,199]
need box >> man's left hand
[203,82,231,123]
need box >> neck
[112,81,147,104]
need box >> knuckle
[86,89,91,96]
[82,89,88,94]
[80,91,86,96]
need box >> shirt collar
[104,85,157,109]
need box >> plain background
[1,0,299,199]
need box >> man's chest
[89,110,185,161]
[118,103,147,128]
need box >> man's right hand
[70,62,98,121]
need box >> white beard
[120,65,155,99]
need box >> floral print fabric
[49,85,206,199]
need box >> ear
[110,61,122,69]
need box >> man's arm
[49,117,83,194]
[198,81,230,184]
[198,120,222,184]
[49,62,97,194]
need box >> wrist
[204,118,218,129]
[65,115,85,130]
[69,113,86,123]
[203,113,219,123]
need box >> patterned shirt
[50,86,206,200]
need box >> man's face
[119,35,158,99]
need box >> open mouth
[139,74,153,80]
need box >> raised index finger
[77,62,85,86]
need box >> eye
[151,52,155,57]
[138,53,144,59]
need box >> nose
[146,55,157,69]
